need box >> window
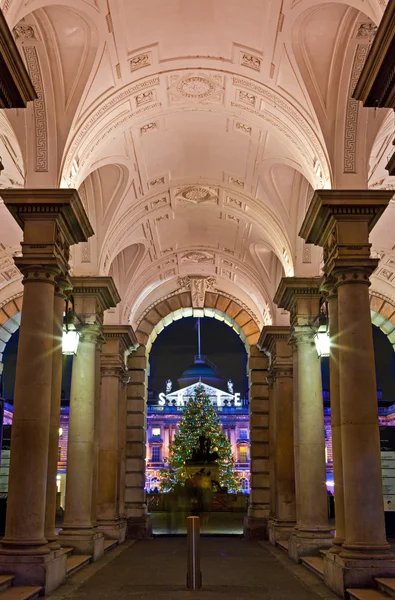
[150,477,159,491]
[151,446,161,462]
[152,427,161,437]
[240,477,249,492]
[239,429,248,440]
[239,446,248,463]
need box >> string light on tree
[160,383,241,493]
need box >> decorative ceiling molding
[344,43,370,174]
[175,185,219,205]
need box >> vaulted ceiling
[0,0,393,329]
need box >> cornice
[258,326,290,352]
[353,1,395,108]
[71,276,121,310]
[0,189,94,245]
[103,324,138,350]
[0,9,37,108]
[299,189,393,247]
[273,277,323,312]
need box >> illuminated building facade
[146,353,250,492]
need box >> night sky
[148,317,249,397]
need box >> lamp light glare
[62,330,79,355]
[315,330,330,358]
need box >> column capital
[299,189,393,280]
[274,277,323,328]
[1,189,94,277]
[101,325,138,373]
[71,276,121,328]
[259,326,293,375]
[102,325,138,353]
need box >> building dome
[177,355,224,389]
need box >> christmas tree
[160,384,241,492]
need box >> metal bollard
[186,516,202,590]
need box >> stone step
[103,540,117,553]
[300,556,324,580]
[319,548,328,558]
[62,547,74,557]
[0,587,42,600]
[376,579,395,598]
[66,554,92,577]
[0,577,14,593]
[347,589,389,600]
[276,540,289,553]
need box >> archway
[145,314,250,534]
[125,297,272,538]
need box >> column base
[267,518,296,545]
[97,519,127,543]
[58,529,104,561]
[288,529,333,563]
[324,549,395,597]
[243,516,268,540]
[0,547,67,594]
[126,516,152,539]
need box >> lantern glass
[315,328,330,357]
[62,329,79,355]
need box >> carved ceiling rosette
[175,185,219,205]
[167,72,225,105]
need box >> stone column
[260,327,296,544]
[91,339,102,527]
[324,281,345,552]
[244,345,270,539]
[59,277,120,561]
[274,278,332,561]
[45,276,72,545]
[118,377,128,520]
[0,189,93,593]
[97,326,136,542]
[125,345,152,538]
[300,189,395,594]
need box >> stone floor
[48,537,339,600]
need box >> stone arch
[370,293,395,352]
[0,295,23,379]
[135,290,261,352]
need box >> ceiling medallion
[176,76,214,99]
[181,251,214,264]
[177,185,219,205]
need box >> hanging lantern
[314,324,330,357]
[62,328,79,355]
[314,299,330,358]
[62,296,79,355]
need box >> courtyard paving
[49,536,339,600]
